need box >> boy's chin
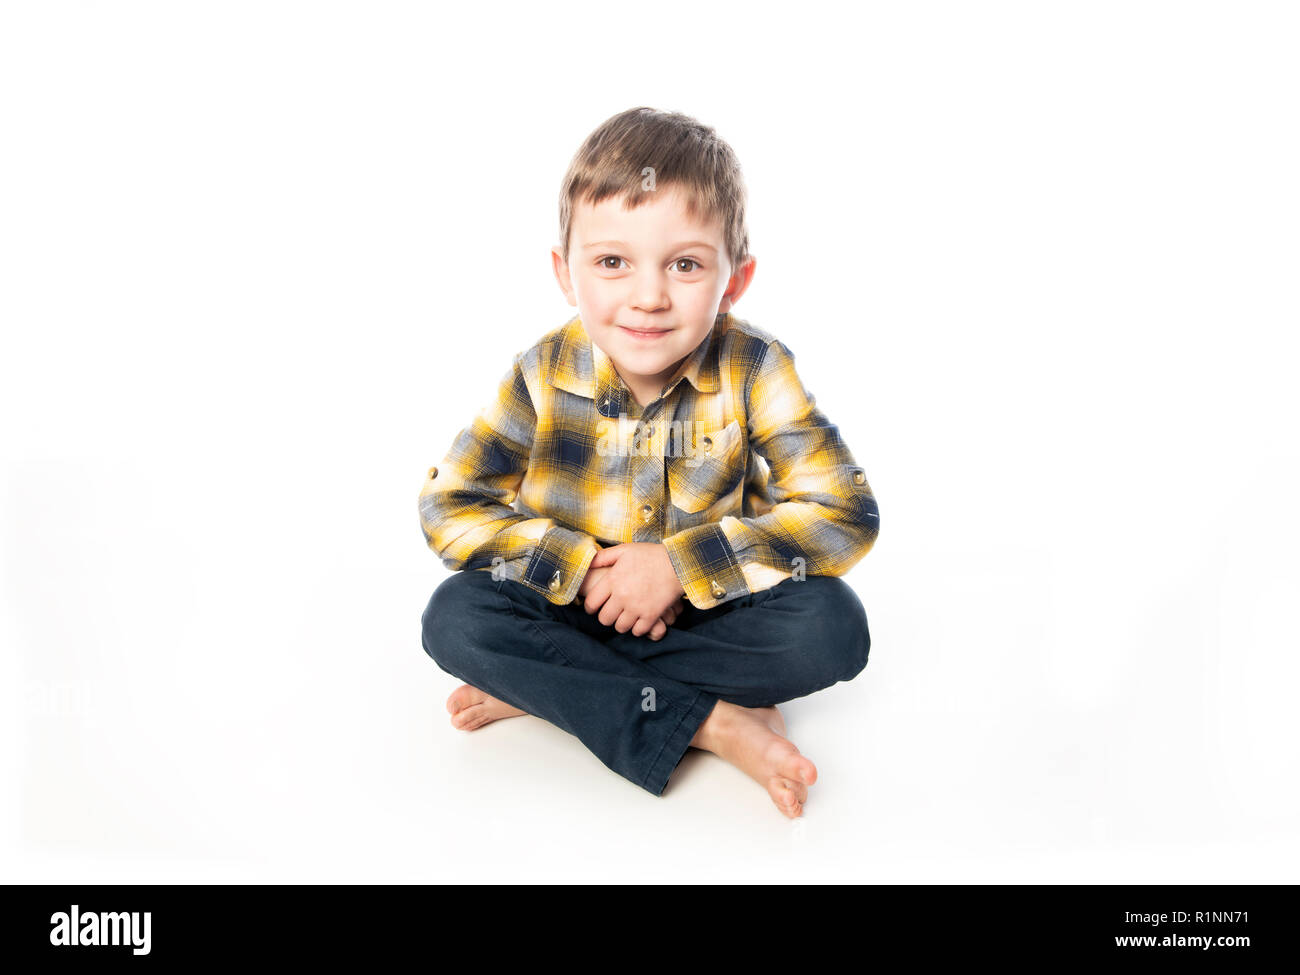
[608,341,678,368]
[614,338,679,360]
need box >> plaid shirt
[418,312,880,610]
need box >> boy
[418,107,879,818]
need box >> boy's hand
[580,543,687,639]
[577,550,685,641]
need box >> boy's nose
[630,273,669,311]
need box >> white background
[2,1,1297,883]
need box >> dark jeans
[419,569,871,796]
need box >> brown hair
[558,107,750,277]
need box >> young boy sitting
[418,106,879,818]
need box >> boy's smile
[552,185,755,408]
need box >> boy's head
[551,107,757,405]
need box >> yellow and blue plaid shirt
[418,312,880,610]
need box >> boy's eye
[597,256,703,272]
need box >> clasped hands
[575,542,687,642]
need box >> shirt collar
[552,313,726,416]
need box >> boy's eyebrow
[582,239,718,252]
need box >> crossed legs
[421,569,870,816]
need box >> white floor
[6,552,1297,884]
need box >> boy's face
[552,185,755,405]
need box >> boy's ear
[717,255,757,314]
[551,246,578,307]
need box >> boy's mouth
[618,325,673,340]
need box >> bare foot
[690,701,817,818]
[445,684,526,730]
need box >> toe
[771,780,799,812]
[446,687,470,715]
[774,754,816,790]
[780,776,808,804]
[451,703,484,729]
[782,753,817,788]
[447,684,488,717]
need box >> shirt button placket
[632,407,664,541]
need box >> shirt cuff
[520,525,599,606]
[662,523,750,610]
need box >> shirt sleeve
[662,337,880,610]
[418,352,599,606]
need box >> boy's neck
[625,383,660,411]
[619,355,690,411]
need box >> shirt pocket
[667,418,745,514]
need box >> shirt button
[641,503,655,522]
[710,579,726,598]
[701,436,713,456]
[549,570,563,593]
[852,469,866,485]
[427,466,439,480]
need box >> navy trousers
[420,568,871,796]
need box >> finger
[614,610,636,634]
[598,597,623,628]
[649,618,667,641]
[661,605,677,625]
[632,614,655,638]
[584,575,612,615]
[588,546,619,569]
